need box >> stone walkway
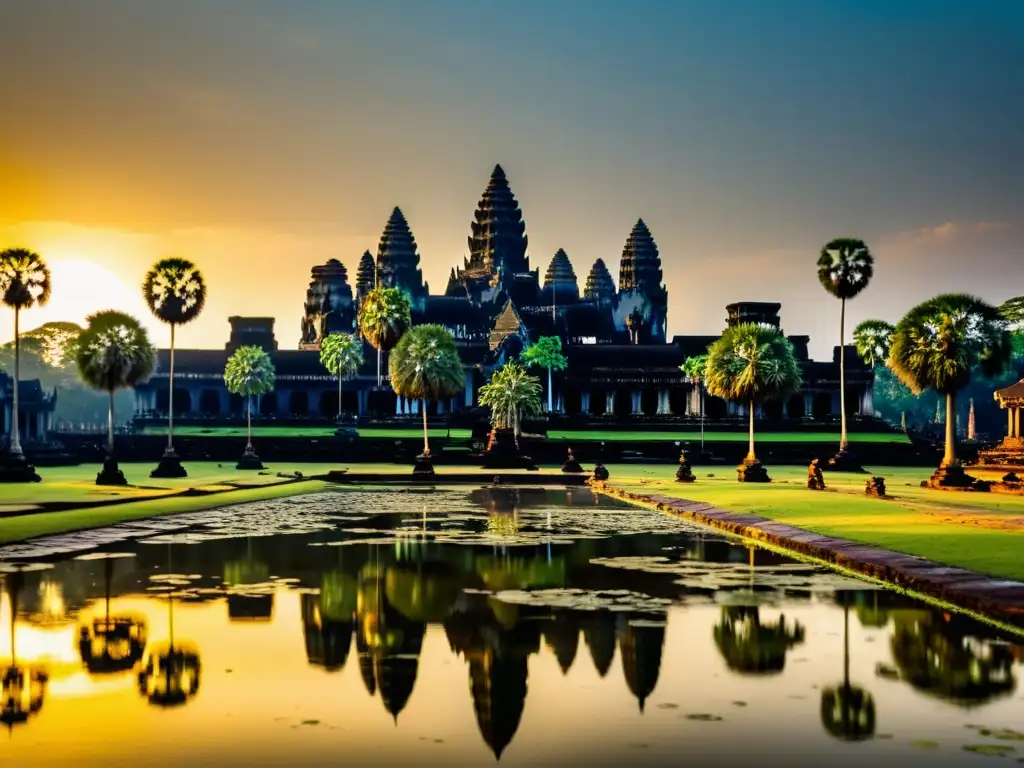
[601,485,1024,630]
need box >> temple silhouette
[132,163,873,422]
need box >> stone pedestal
[0,454,41,483]
[236,445,264,471]
[592,463,609,482]
[151,448,187,479]
[807,459,826,490]
[96,456,127,486]
[481,429,537,470]
[865,477,888,497]
[675,452,696,483]
[924,463,976,489]
[413,451,435,478]
[827,449,865,473]
[561,448,583,474]
[737,458,771,483]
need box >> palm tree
[888,294,1011,486]
[76,311,156,485]
[319,332,364,420]
[681,354,709,450]
[522,336,568,413]
[820,594,876,742]
[705,323,802,482]
[478,361,543,449]
[0,248,51,482]
[223,345,275,469]
[142,257,207,478]
[817,239,874,463]
[388,324,465,474]
[852,319,894,420]
[358,286,411,388]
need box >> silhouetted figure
[807,458,826,490]
[865,477,887,497]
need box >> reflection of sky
[2,588,1022,767]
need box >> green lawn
[605,464,1024,581]
[548,429,909,444]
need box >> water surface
[1,487,1022,766]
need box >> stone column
[1008,408,1015,438]
[631,390,642,415]
[861,386,874,416]
[606,391,615,414]
[464,376,474,407]
[581,391,590,414]
[830,390,840,417]
[803,392,813,419]
[37,412,44,442]
[1015,406,1021,439]
[659,389,670,415]
[782,399,789,419]
[411,399,419,415]
[395,396,403,416]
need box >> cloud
[883,219,1014,249]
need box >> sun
[29,259,155,335]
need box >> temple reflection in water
[0,488,1022,762]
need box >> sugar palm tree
[522,336,567,413]
[817,239,874,461]
[224,345,275,469]
[319,332,364,420]
[0,247,51,482]
[852,320,894,420]
[820,594,876,742]
[389,324,465,473]
[888,294,1011,486]
[705,323,802,482]
[478,360,543,449]
[681,354,709,450]
[76,311,156,485]
[358,286,411,387]
[142,257,207,478]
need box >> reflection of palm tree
[714,606,805,675]
[78,558,147,674]
[890,610,1016,706]
[1,573,47,731]
[617,615,665,712]
[821,598,876,741]
[137,544,201,708]
[224,537,273,622]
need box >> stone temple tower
[355,250,376,305]
[583,258,616,308]
[543,249,580,304]
[375,207,427,309]
[615,219,668,343]
[299,258,356,349]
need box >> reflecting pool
[1,487,1022,766]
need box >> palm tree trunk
[167,323,176,454]
[699,383,705,452]
[843,603,850,688]
[421,401,429,455]
[246,396,253,451]
[107,389,116,456]
[943,391,958,466]
[337,375,343,420]
[839,297,848,452]
[9,305,22,457]
[547,368,553,413]
[747,398,756,462]
[376,348,382,388]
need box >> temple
[1,372,57,446]
[977,378,1024,469]
[133,163,873,422]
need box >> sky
[1,0,1022,360]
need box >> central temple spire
[465,164,530,277]
[376,206,426,305]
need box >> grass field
[137,425,908,444]
[605,464,1024,581]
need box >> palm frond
[522,336,567,371]
[357,286,411,352]
[143,257,207,325]
[479,361,543,431]
[888,293,1011,395]
[224,345,276,397]
[705,323,802,404]
[76,310,156,392]
[320,332,364,380]
[852,319,895,369]
[817,238,874,300]
[0,247,51,310]
[388,324,465,401]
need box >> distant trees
[889,294,1011,481]
[705,323,802,480]
[522,336,567,413]
[224,345,276,465]
[388,324,464,460]
[358,286,411,387]
[478,360,543,448]
[681,354,709,450]
[817,239,874,457]
[852,320,894,370]
[319,332,364,419]
[76,311,156,484]
[143,257,207,477]
[0,247,51,472]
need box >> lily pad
[685,714,723,722]
[964,745,1016,757]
